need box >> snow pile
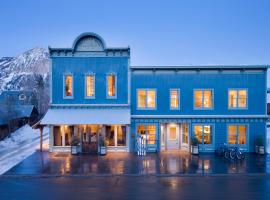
[0,125,39,149]
[0,124,49,175]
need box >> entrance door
[166,125,180,150]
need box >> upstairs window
[228,89,247,109]
[137,89,156,109]
[194,89,213,109]
[170,89,180,109]
[107,74,116,98]
[64,75,73,98]
[85,74,95,98]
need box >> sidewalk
[4,150,270,176]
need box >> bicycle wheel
[225,151,230,159]
[230,150,236,160]
[236,151,242,160]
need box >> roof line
[130,65,269,69]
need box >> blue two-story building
[42,32,268,154]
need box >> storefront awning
[41,108,130,125]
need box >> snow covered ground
[0,125,49,175]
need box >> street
[0,175,270,200]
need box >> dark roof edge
[130,65,269,69]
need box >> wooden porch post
[40,126,44,151]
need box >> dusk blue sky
[0,0,269,68]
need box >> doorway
[166,124,180,150]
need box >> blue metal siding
[51,57,128,104]
[131,72,266,115]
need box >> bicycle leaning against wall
[215,143,245,160]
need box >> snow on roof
[41,108,130,125]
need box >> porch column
[39,126,44,151]
[49,126,53,152]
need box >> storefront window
[106,126,115,146]
[117,126,126,146]
[54,126,73,146]
[137,124,156,145]
[106,125,126,147]
[86,74,95,97]
[53,126,61,146]
[228,125,247,145]
[193,125,212,145]
[194,90,213,109]
[64,75,73,97]
[107,74,116,98]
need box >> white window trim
[193,89,214,110]
[170,88,180,110]
[226,124,249,146]
[106,72,117,99]
[136,88,157,110]
[63,74,74,99]
[228,88,248,110]
[84,72,95,99]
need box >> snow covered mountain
[0,48,50,92]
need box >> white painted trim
[131,115,268,119]
[193,88,214,110]
[50,103,130,107]
[228,88,248,110]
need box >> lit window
[228,89,247,108]
[170,89,180,109]
[137,124,157,145]
[64,75,73,97]
[193,125,212,145]
[86,74,95,97]
[227,125,247,145]
[105,125,126,147]
[137,89,156,109]
[194,90,213,109]
[169,127,177,140]
[107,74,116,98]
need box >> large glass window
[64,75,73,97]
[105,125,126,147]
[137,89,156,109]
[107,74,116,98]
[54,126,73,146]
[170,89,180,109]
[228,89,247,109]
[194,90,213,109]
[228,125,247,145]
[193,125,212,145]
[137,124,157,145]
[86,74,95,97]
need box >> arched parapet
[72,32,106,52]
[49,32,130,57]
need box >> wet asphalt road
[1,175,270,200]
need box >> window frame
[136,123,158,146]
[228,88,248,109]
[106,72,117,99]
[227,124,248,146]
[170,88,180,110]
[63,74,74,99]
[84,72,95,99]
[192,124,214,146]
[136,88,157,110]
[193,89,214,110]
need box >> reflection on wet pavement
[4,150,270,175]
